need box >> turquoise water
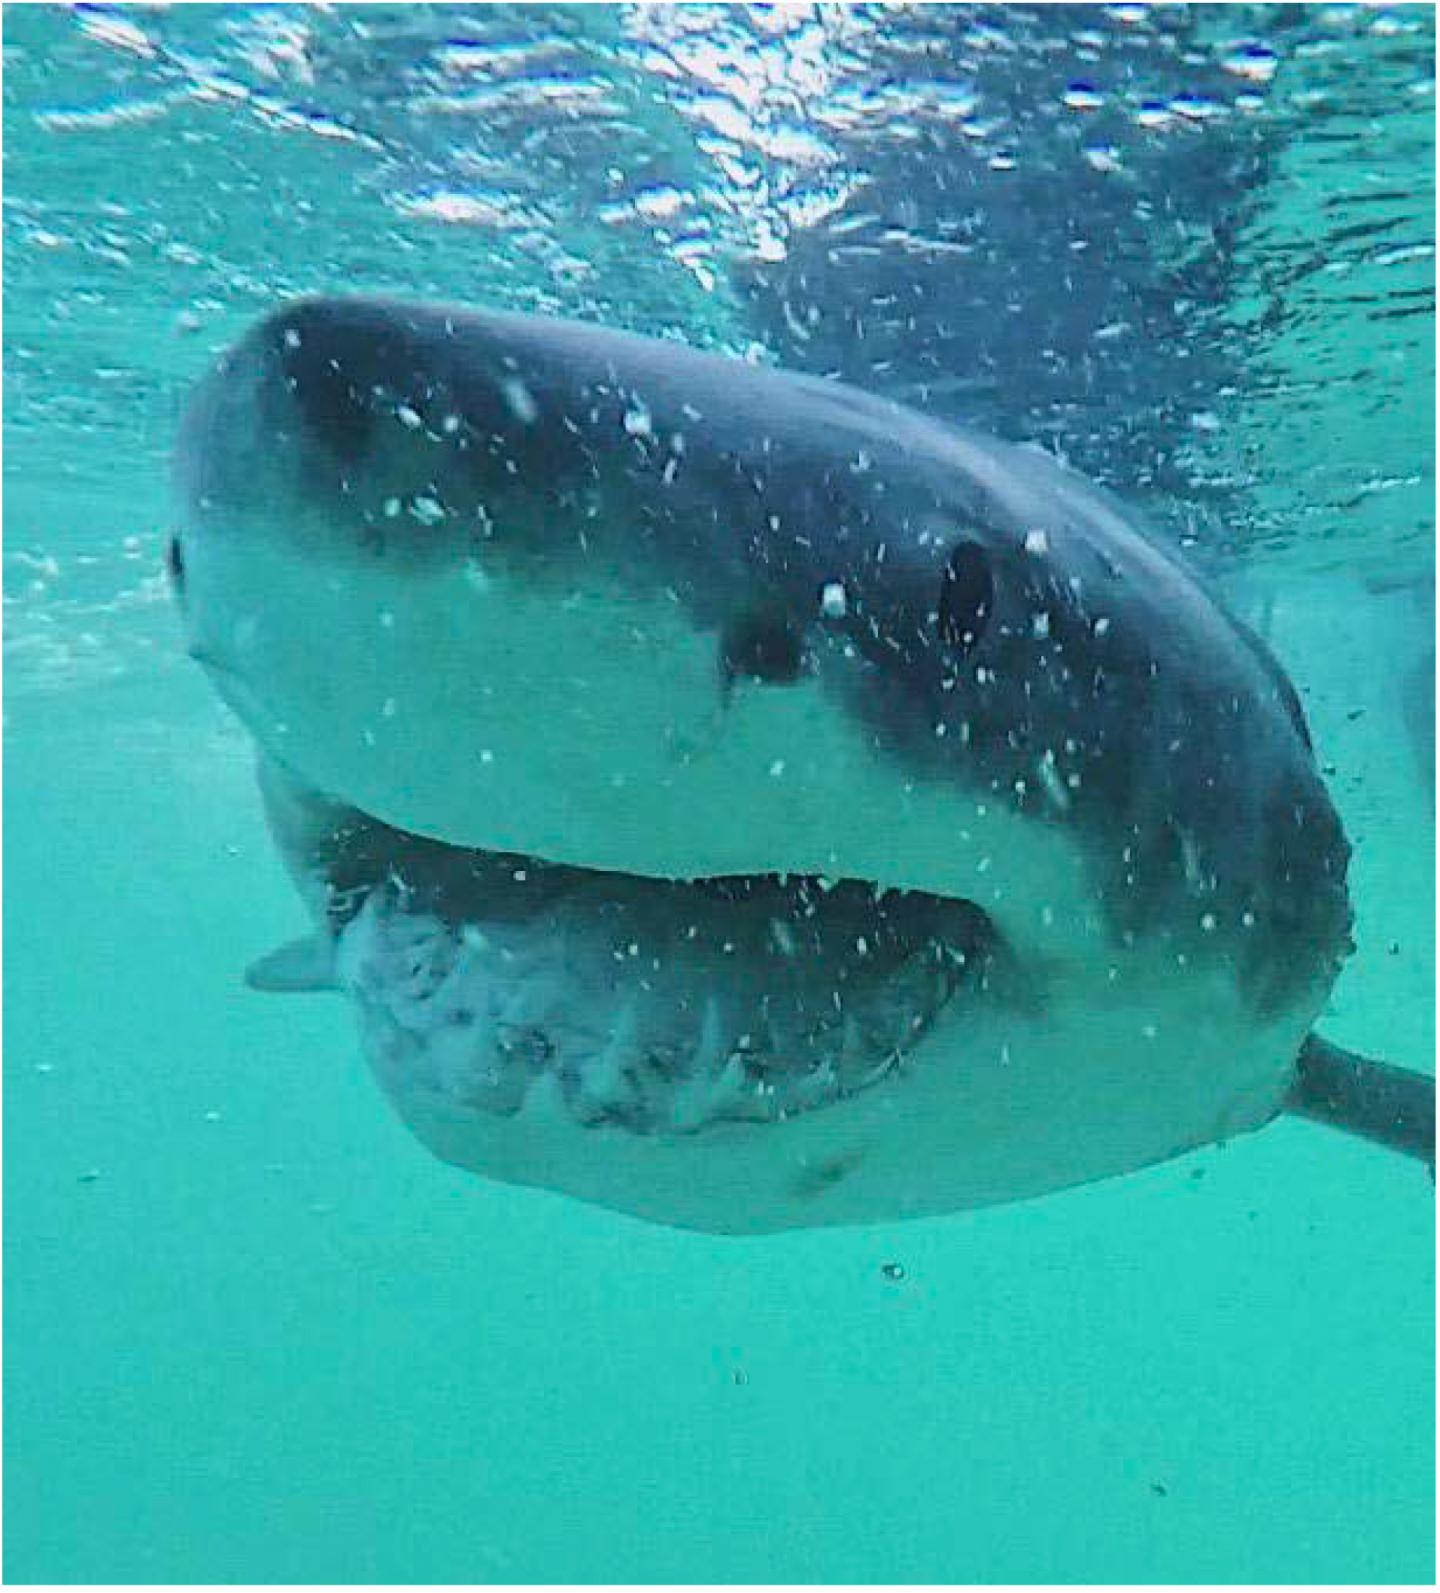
[4,4,1434,1582]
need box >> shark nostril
[166,533,185,593]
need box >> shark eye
[721,609,805,686]
[938,541,993,651]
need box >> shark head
[173,297,1353,1230]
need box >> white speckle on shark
[172,296,1430,1233]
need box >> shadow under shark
[172,297,1433,1233]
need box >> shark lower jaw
[325,841,1012,1139]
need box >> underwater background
[3,3,1433,1582]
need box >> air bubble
[501,377,538,425]
[1062,83,1106,111]
[623,402,654,438]
[1171,93,1223,122]
[1221,44,1278,85]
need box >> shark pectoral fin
[1286,1033,1436,1170]
[245,932,338,994]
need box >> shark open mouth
[323,821,1013,1136]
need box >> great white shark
[172,296,1434,1233]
